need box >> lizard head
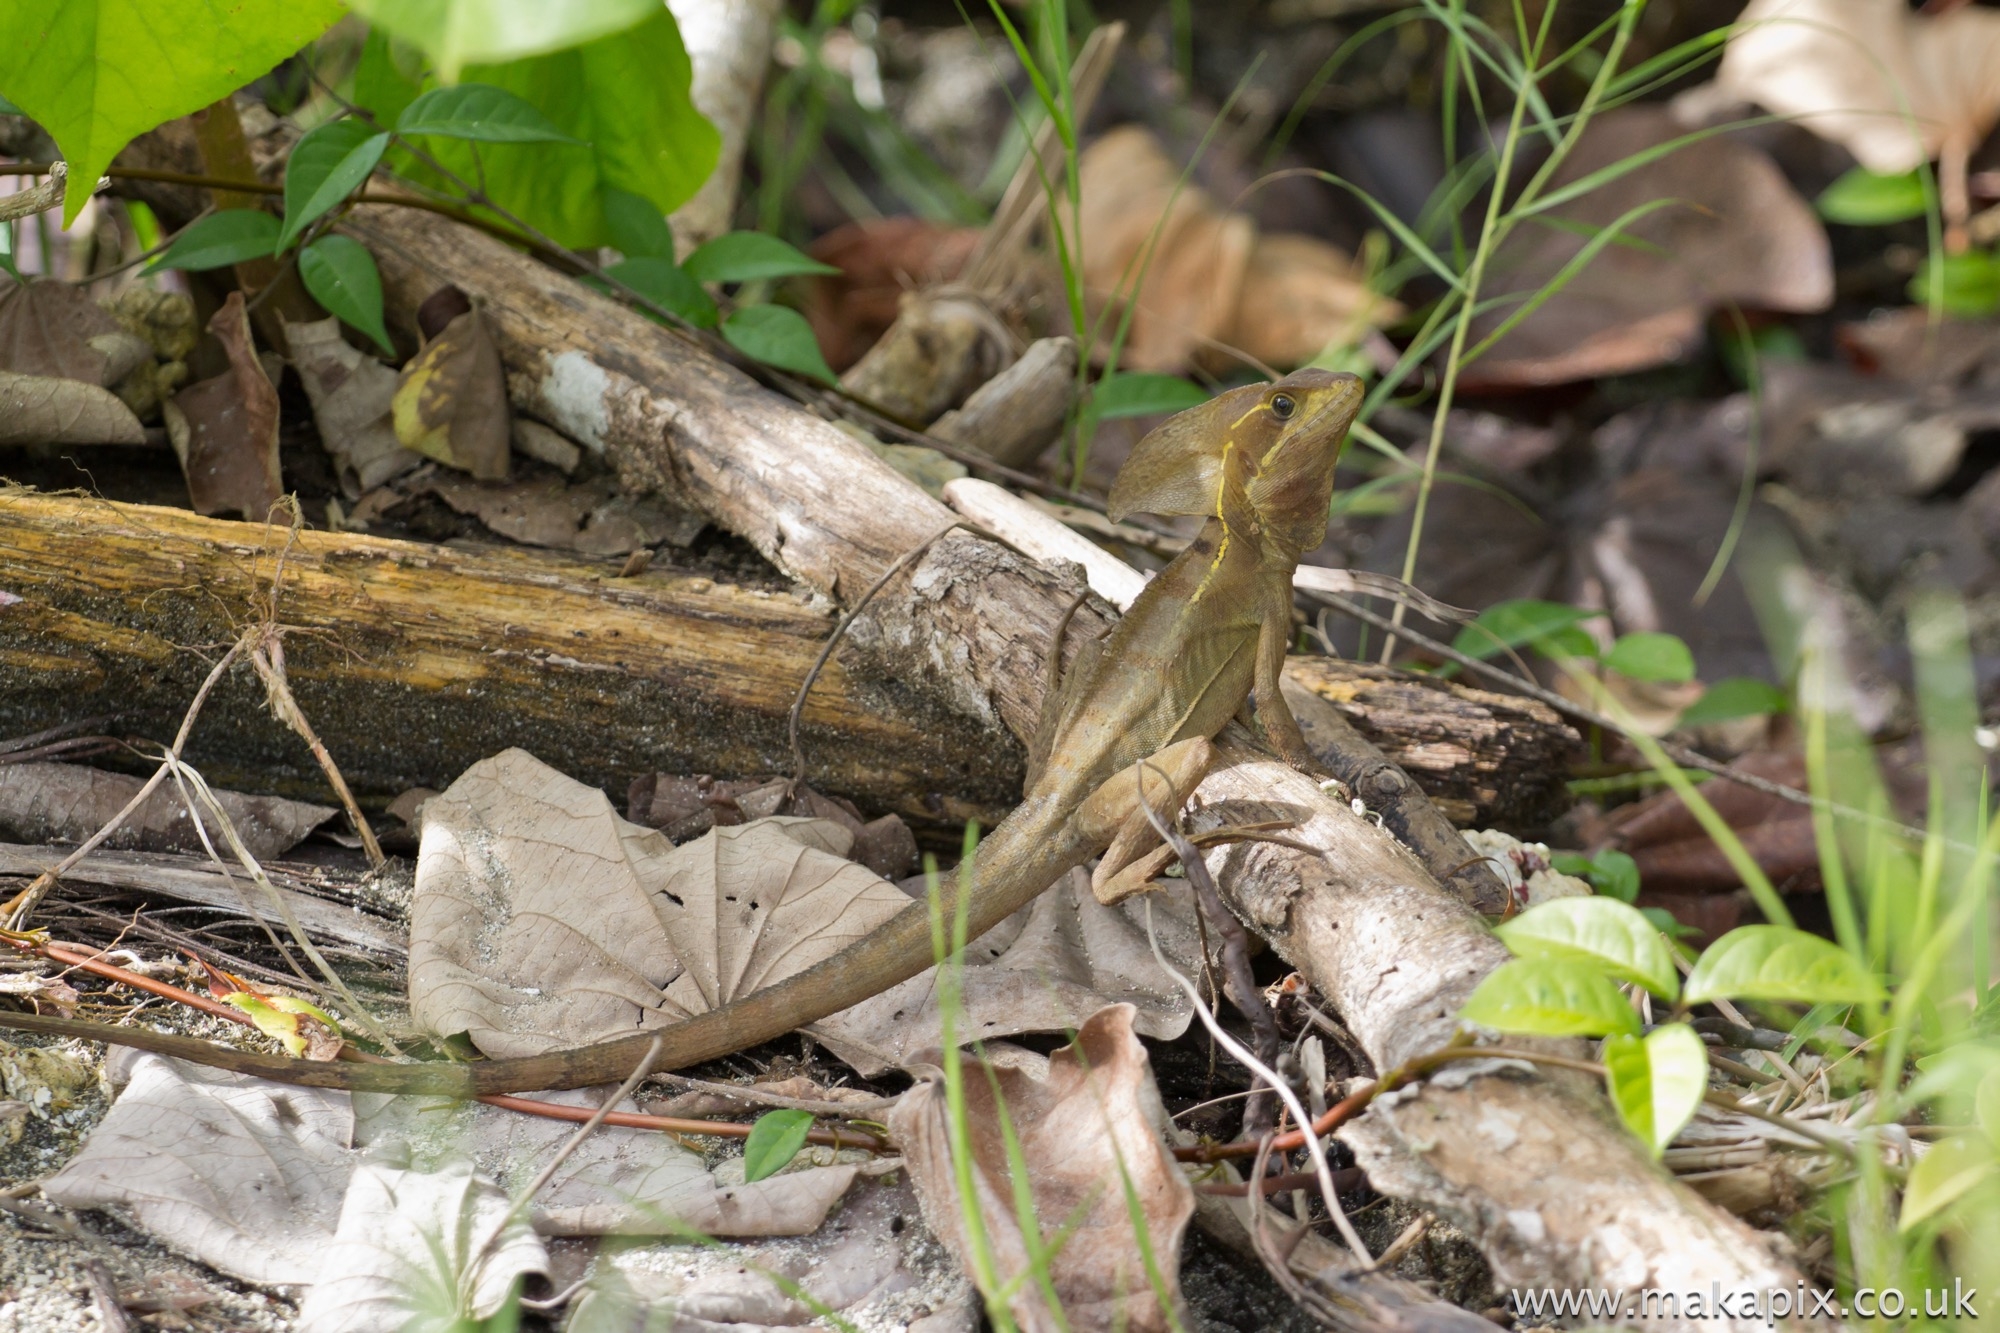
[1107,368,1363,553]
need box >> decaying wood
[932,335,1078,468]
[330,204,1809,1311]
[0,841,405,957]
[1192,740,1823,1327]
[1284,656,1581,833]
[0,489,1021,828]
[839,292,1015,426]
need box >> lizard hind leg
[1075,737,1214,906]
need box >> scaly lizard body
[0,370,1363,1095]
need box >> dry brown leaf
[406,749,908,1059]
[354,1087,859,1237]
[392,304,510,480]
[416,471,705,554]
[163,290,283,518]
[410,752,1206,1077]
[809,867,1211,1077]
[0,760,335,857]
[43,1054,353,1285]
[1464,108,1829,387]
[1717,0,2000,177]
[889,1004,1195,1333]
[287,316,423,495]
[0,370,146,445]
[1074,126,1398,375]
[0,276,149,385]
[295,1157,545,1333]
[803,217,983,372]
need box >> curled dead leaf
[391,301,510,480]
[0,276,147,385]
[1717,0,2000,178]
[1074,126,1399,375]
[163,290,283,518]
[0,370,146,445]
[889,1004,1195,1333]
[288,316,423,495]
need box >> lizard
[0,368,1365,1096]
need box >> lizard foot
[1074,737,1214,906]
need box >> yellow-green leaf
[222,993,306,1057]
[1602,1023,1708,1156]
[1496,896,1679,999]
[0,0,347,225]
[1459,957,1642,1037]
[1682,925,1884,1007]
[1900,1133,2000,1231]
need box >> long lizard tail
[0,797,1096,1096]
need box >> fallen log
[333,202,1820,1321]
[0,488,1020,828]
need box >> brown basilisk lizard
[0,369,1364,1095]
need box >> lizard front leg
[1253,588,1329,776]
[1072,737,1214,905]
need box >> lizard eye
[1270,393,1297,420]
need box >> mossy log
[0,488,1022,827]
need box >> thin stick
[487,1036,665,1260]
[1315,590,1937,847]
[0,638,246,929]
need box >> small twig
[646,1070,898,1116]
[1141,894,1372,1262]
[1315,591,1937,847]
[475,1091,890,1152]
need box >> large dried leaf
[354,1086,859,1237]
[1074,126,1398,375]
[0,277,146,385]
[0,761,335,857]
[406,749,907,1058]
[43,1055,353,1285]
[0,370,146,445]
[1717,0,2000,174]
[294,1157,546,1333]
[410,751,1210,1076]
[286,316,423,496]
[391,306,510,480]
[1464,107,1830,388]
[889,1004,1195,1333]
[164,291,283,519]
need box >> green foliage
[298,235,393,355]
[602,188,677,259]
[341,0,658,84]
[1909,250,2000,317]
[1681,925,1887,1007]
[0,0,348,224]
[1602,1024,1707,1156]
[1550,849,1639,903]
[1450,599,1601,665]
[741,1109,815,1184]
[1494,896,1678,998]
[142,210,279,274]
[722,305,837,384]
[394,83,578,143]
[1603,631,1695,684]
[358,8,719,250]
[1817,167,1929,226]
[683,232,839,284]
[1459,957,1642,1037]
[1678,676,1787,727]
[280,119,391,249]
[1899,1133,1999,1231]
[1091,373,1210,421]
[599,258,717,328]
